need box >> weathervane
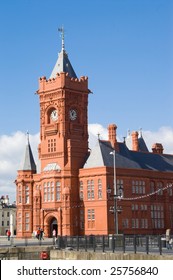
[58,26,65,51]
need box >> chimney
[152,143,164,154]
[108,124,118,150]
[131,131,139,151]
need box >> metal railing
[0,235,171,255]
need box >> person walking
[40,228,44,240]
[7,229,11,241]
[52,229,56,244]
[36,228,41,240]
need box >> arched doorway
[50,217,58,237]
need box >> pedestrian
[166,229,171,249]
[37,228,41,240]
[52,229,56,244]
[7,229,11,241]
[169,238,173,249]
[33,230,37,238]
[40,228,44,240]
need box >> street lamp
[110,150,118,235]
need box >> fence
[0,235,171,256]
[54,234,169,255]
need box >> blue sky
[0,0,173,202]
[0,0,172,136]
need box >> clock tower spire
[58,26,65,51]
[50,27,77,79]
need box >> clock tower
[36,28,90,235]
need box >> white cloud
[0,132,39,203]
[88,123,108,148]
[1,125,173,203]
[143,126,173,154]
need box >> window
[141,219,148,228]
[132,180,145,194]
[25,213,30,231]
[87,209,95,221]
[91,180,94,199]
[141,205,147,211]
[18,185,22,203]
[44,182,47,202]
[150,181,155,193]
[132,218,139,228]
[167,183,173,196]
[122,219,129,228]
[79,181,84,200]
[48,138,56,153]
[151,204,164,228]
[156,182,163,195]
[51,182,54,201]
[132,204,138,211]
[18,212,22,232]
[98,179,102,199]
[117,179,124,197]
[43,182,55,201]
[87,180,94,200]
[25,186,29,204]
[56,181,61,201]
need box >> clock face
[69,109,77,121]
[50,109,58,121]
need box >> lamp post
[110,150,118,235]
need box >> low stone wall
[0,246,51,260]
[50,249,173,260]
[1,246,173,260]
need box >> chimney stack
[131,131,139,151]
[152,143,164,154]
[108,124,118,150]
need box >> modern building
[15,30,173,238]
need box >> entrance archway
[50,217,58,237]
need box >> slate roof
[84,140,173,172]
[50,49,77,79]
[19,138,36,171]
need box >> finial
[139,127,142,138]
[58,26,65,51]
[97,133,100,140]
[26,131,29,144]
[127,129,131,137]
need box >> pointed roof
[50,27,77,79]
[19,132,36,172]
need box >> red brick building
[15,31,173,237]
